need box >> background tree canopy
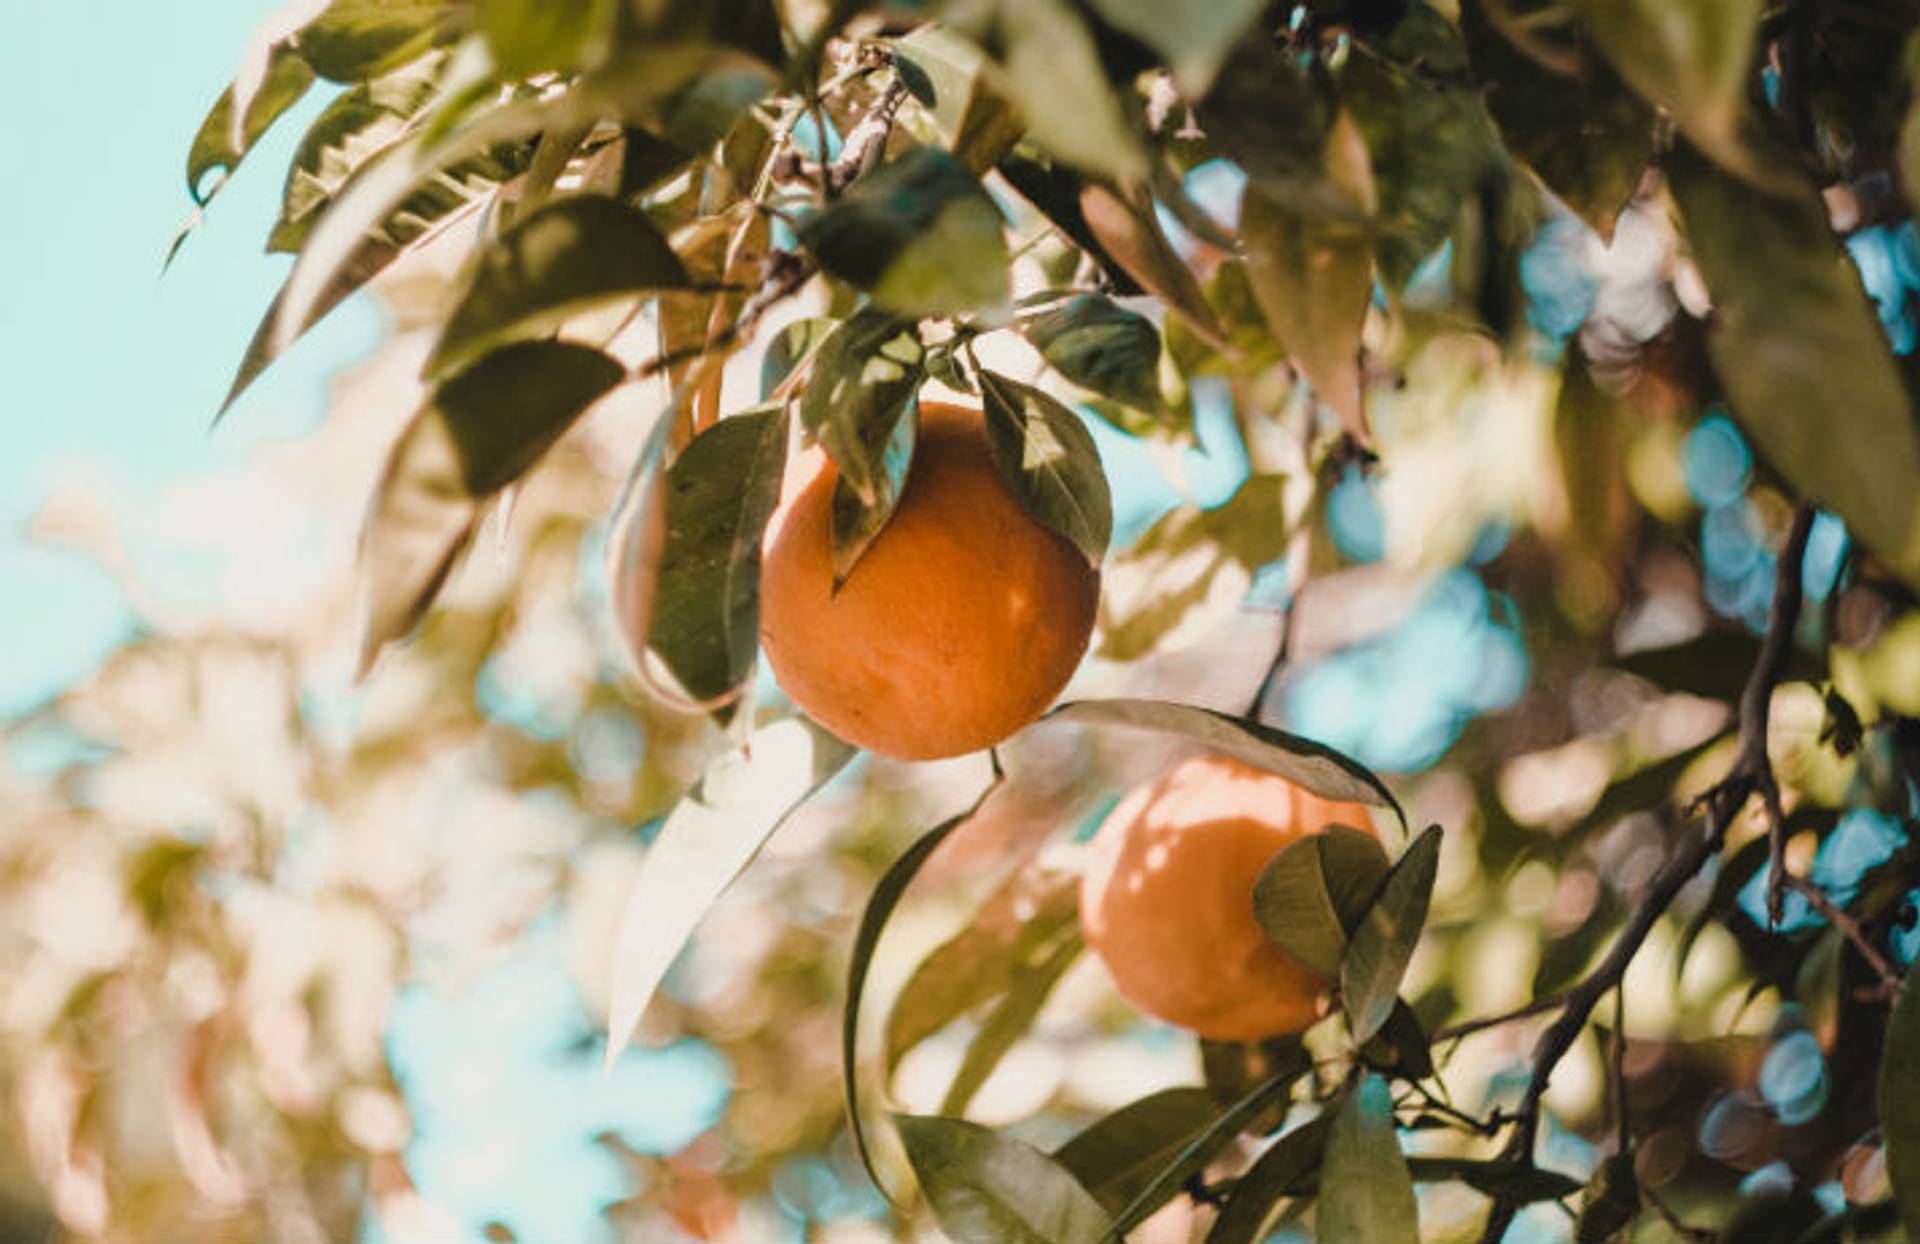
[4,0,1920,1240]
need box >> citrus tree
[151,0,1920,1240]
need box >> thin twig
[1475,503,1818,1244]
[1431,993,1567,1043]
[1785,873,1903,994]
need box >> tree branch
[1475,503,1817,1244]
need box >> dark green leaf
[186,47,316,206]
[1342,826,1442,1043]
[1195,37,1345,219]
[940,931,1082,1115]
[1204,1114,1333,1244]
[359,341,624,668]
[798,149,1010,317]
[477,0,614,77]
[799,309,925,507]
[298,0,468,82]
[762,317,837,400]
[432,195,690,375]
[1362,999,1435,1081]
[1100,1066,1305,1241]
[1320,1076,1418,1244]
[1575,1152,1640,1243]
[1253,826,1392,976]
[1879,976,1920,1241]
[886,867,1081,1073]
[893,25,1023,173]
[894,1114,1111,1244]
[844,785,1000,1199]
[1722,1189,1825,1244]
[831,401,918,586]
[1084,0,1263,94]
[1055,1089,1222,1214]
[978,370,1114,564]
[646,407,788,703]
[1044,699,1406,821]
[993,0,1146,182]
[1668,143,1920,586]
[1407,1157,1581,1203]
[1023,295,1162,414]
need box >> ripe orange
[1079,754,1376,1041]
[758,401,1100,760]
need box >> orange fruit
[1079,754,1376,1041]
[758,401,1100,760]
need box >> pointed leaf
[1320,1076,1418,1244]
[645,406,788,703]
[844,782,1000,1198]
[1080,181,1226,347]
[994,0,1145,182]
[1341,826,1442,1044]
[1085,0,1263,95]
[1880,976,1920,1241]
[1023,294,1163,414]
[762,316,837,400]
[1406,1157,1581,1202]
[830,399,918,586]
[892,24,1023,173]
[1054,1089,1223,1214]
[1241,181,1373,441]
[798,309,925,506]
[978,370,1113,564]
[185,46,316,205]
[1204,1113,1334,1244]
[1668,143,1920,585]
[607,719,855,1063]
[894,1115,1112,1244]
[432,195,690,375]
[940,930,1082,1115]
[1253,826,1391,976]
[298,0,468,82]
[1045,699,1405,822]
[798,149,1010,317]
[360,341,623,668]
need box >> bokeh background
[7,4,1920,1243]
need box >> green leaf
[1045,699,1406,821]
[1079,181,1227,348]
[1054,1089,1223,1215]
[607,719,856,1063]
[1880,977,1920,1241]
[186,46,316,206]
[993,0,1146,182]
[831,402,919,586]
[1023,295,1163,414]
[844,784,1000,1199]
[432,195,690,375]
[1668,143,1920,586]
[1406,1157,1581,1203]
[886,866,1081,1074]
[476,0,615,78]
[940,930,1082,1115]
[1576,0,1774,188]
[1084,0,1263,94]
[894,1115,1112,1244]
[359,341,624,669]
[1460,1,1654,241]
[1205,1114,1333,1244]
[798,149,1010,317]
[978,370,1114,564]
[1362,1000,1435,1081]
[1194,37,1350,221]
[762,317,837,400]
[645,407,788,703]
[1341,826,1442,1043]
[1241,181,1373,440]
[1252,826,1392,976]
[1100,1065,1306,1241]
[799,309,926,510]
[298,0,468,82]
[893,25,1024,173]
[1319,1076,1418,1244]
[1575,1152,1640,1243]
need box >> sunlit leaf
[1253,826,1391,976]
[646,406,788,703]
[477,0,615,78]
[940,929,1081,1115]
[978,370,1113,565]
[432,195,690,375]
[1204,1113,1333,1244]
[830,399,919,586]
[1319,1076,1418,1244]
[1880,977,1920,1240]
[797,149,1010,317]
[893,24,1024,173]
[185,46,316,207]
[1084,0,1263,95]
[798,309,925,509]
[762,317,837,400]
[298,0,468,82]
[1668,143,1920,586]
[1054,1089,1222,1214]
[1341,826,1441,1044]
[359,340,623,669]
[1022,295,1162,414]
[607,719,856,1064]
[1045,699,1405,820]
[993,0,1146,182]
[844,783,999,1198]
[1080,181,1226,348]
[894,1114,1112,1244]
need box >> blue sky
[0,0,379,714]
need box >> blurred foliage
[7,0,1920,1240]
